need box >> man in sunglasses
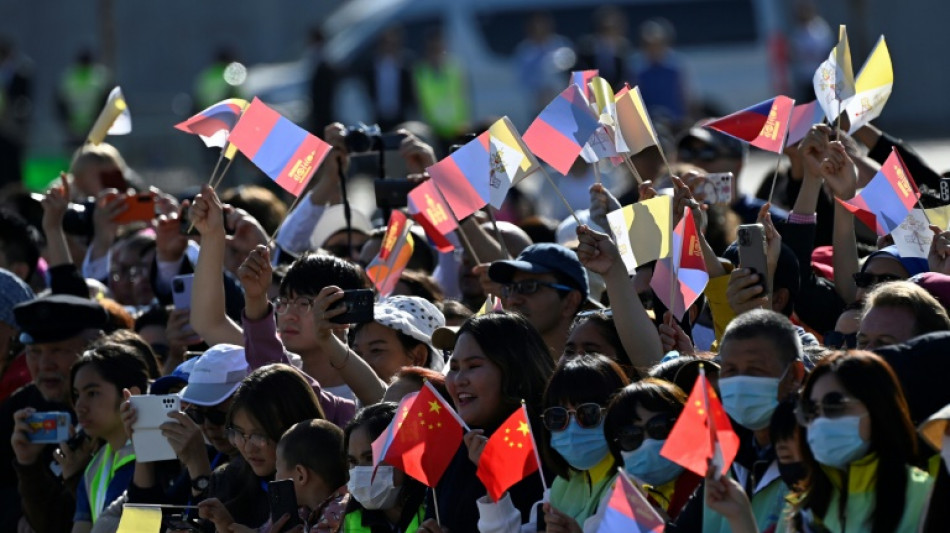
[681,310,805,533]
[488,243,589,358]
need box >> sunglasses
[502,280,573,299]
[542,403,606,432]
[614,414,677,452]
[186,407,228,426]
[852,272,902,289]
[823,330,857,349]
[795,392,860,425]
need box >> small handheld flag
[175,98,249,149]
[426,136,491,220]
[786,101,827,146]
[87,86,131,145]
[813,25,856,124]
[476,405,539,502]
[366,211,414,296]
[523,84,601,175]
[228,97,331,197]
[606,196,673,275]
[703,96,795,154]
[837,148,920,236]
[844,35,893,134]
[650,207,709,320]
[614,85,660,155]
[408,180,456,253]
[593,473,665,533]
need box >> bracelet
[330,349,351,370]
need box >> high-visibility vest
[413,60,469,138]
[341,505,423,533]
[59,64,110,136]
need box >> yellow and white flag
[614,86,659,155]
[845,36,893,134]
[813,25,856,124]
[87,86,131,145]
[606,195,672,274]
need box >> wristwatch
[191,475,210,492]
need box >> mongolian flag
[426,136,491,220]
[593,473,665,533]
[703,96,795,154]
[175,98,249,149]
[375,381,466,486]
[571,70,599,101]
[408,180,456,253]
[476,405,539,502]
[523,84,601,175]
[838,147,920,236]
[227,97,331,197]
[366,210,414,296]
[786,101,826,146]
[660,366,739,477]
[87,86,131,145]
[650,207,709,320]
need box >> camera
[344,123,407,153]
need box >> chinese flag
[660,367,739,477]
[476,405,539,502]
[379,382,465,486]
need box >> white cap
[309,204,373,251]
[180,344,250,406]
[374,296,446,371]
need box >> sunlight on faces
[856,305,917,350]
[347,425,406,491]
[26,337,87,403]
[276,292,320,354]
[809,373,871,441]
[505,271,570,336]
[73,365,124,440]
[352,322,418,383]
[855,256,908,302]
[230,409,277,477]
[564,320,615,359]
[718,337,786,379]
[446,333,505,428]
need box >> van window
[475,0,758,58]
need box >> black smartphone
[940,178,950,203]
[329,289,375,324]
[374,178,414,209]
[66,428,88,451]
[166,513,213,533]
[535,503,546,532]
[268,479,302,532]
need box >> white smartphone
[171,274,194,311]
[130,394,181,462]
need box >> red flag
[408,180,457,253]
[366,211,414,296]
[650,207,710,320]
[660,367,738,477]
[836,148,920,235]
[594,473,665,533]
[703,96,795,154]
[379,382,465,486]
[426,136,491,220]
[476,405,539,502]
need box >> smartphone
[130,394,181,462]
[113,193,156,224]
[737,223,770,296]
[268,479,303,532]
[940,178,950,203]
[329,289,375,324]
[374,179,414,209]
[25,412,71,443]
[66,428,89,451]
[172,274,195,311]
[701,172,735,205]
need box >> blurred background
[0,0,946,197]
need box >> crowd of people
[2,9,950,533]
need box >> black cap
[489,243,589,300]
[13,295,108,344]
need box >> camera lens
[344,127,372,153]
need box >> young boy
[273,419,350,533]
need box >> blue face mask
[807,415,870,470]
[549,420,610,471]
[718,375,781,430]
[621,439,683,486]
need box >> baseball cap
[0,268,34,328]
[862,245,928,277]
[374,296,446,371]
[179,344,249,406]
[14,294,108,344]
[150,357,198,396]
[488,243,589,300]
[309,204,373,251]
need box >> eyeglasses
[274,296,315,315]
[502,280,573,299]
[542,403,606,432]
[109,265,149,283]
[614,414,677,452]
[226,427,271,449]
[186,407,228,426]
[795,392,861,425]
[823,330,857,349]
[852,272,902,289]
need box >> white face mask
[347,465,401,510]
[941,435,950,477]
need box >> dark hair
[280,252,365,298]
[438,299,473,324]
[567,311,639,380]
[542,354,630,476]
[456,312,556,426]
[795,351,918,533]
[397,270,444,302]
[648,356,719,395]
[70,342,150,398]
[228,364,325,443]
[90,329,161,379]
[278,419,347,491]
[390,366,448,397]
[603,379,687,463]
[343,403,427,515]
[720,309,802,366]
[769,396,799,445]
[0,208,40,280]
[219,185,288,236]
[134,304,169,331]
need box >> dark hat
[488,243,589,300]
[0,268,34,328]
[13,294,108,344]
[676,125,746,161]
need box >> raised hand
[41,173,70,232]
[820,141,858,200]
[236,245,273,301]
[399,130,438,174]
[589,183,622,231]
[658,311,695,355]
[929,226,950,275]
[188,185,226,237]
[726,268,768,315]
[575,224,621,276]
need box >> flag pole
[623,154,644,185]
[539,166,581,226]
[122,503,200,510]
[486,207,511,259]
[267,191,306,247]
[431,486,443,526]
[767,103,796,205]
[668,207,678,320]
[431,183,483,265]
[186,144,234,234]
[591,161,602,184]
[522,401,549,493]
[895,147,933,226]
